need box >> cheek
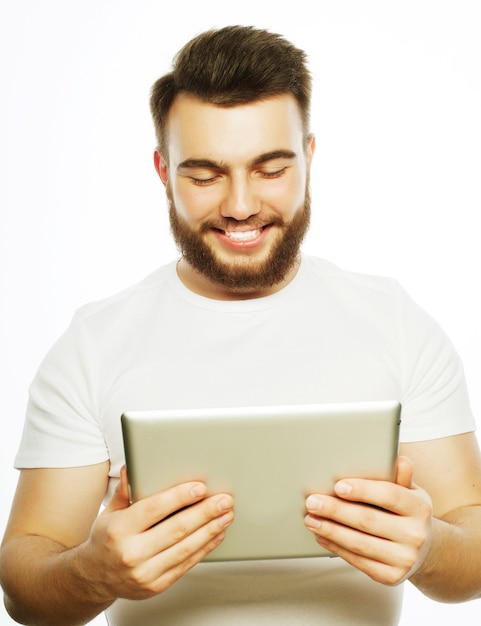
[172,182,219,222]
[262,174,307,215]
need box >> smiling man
[157,92,314,299]
[1,25,481,626]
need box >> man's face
[154,93,315,299]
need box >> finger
[131,525,231,597]
[311,532,414,586]
[307,501,428,587]
[307,511,409,561]
[306,483,431,550]
[104,465,131,514]
[119,465,131,500]
[122,482,210,534]
[305,493,398,542]
[330,476,420,516]
[159,531,228,589]
[304,495,424,580]
[126,497,235,594]
[395,456,414,489]
[139,492,234,559]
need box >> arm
[403,432,481,601]
[0,463,234,626]
[304,432,481,602]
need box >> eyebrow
[177,150,297,172]
[249,149,297,167]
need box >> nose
[220,174,260,220]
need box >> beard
[168,184,311,293]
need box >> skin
[154,92,315,300]
[1,93,481,625]
[1,465,234,625]
[305,435,481,601]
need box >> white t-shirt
[15,255,475,625]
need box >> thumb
[395,455,414,489]
[104,465,131,513]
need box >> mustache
[199,215,285,233]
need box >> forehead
[165,93,305,165]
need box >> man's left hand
[305,456,433,585]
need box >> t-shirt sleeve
[396,285,476,442]
[14,313,109,468]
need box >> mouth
[223,228,265,242]
[211,225,272,249]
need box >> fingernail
[190,483,207,498]
[217,496,233,511]
[305,514,321,529]
[306,495,323,511]
[335,481,352,496]
[220,511,234,527]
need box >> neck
[176,256,302,301]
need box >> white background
[1,1,480,624]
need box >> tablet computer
[121,400,401,561]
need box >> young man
[1,25,481,626]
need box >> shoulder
[303,255,403,298]
[74,262,175,323]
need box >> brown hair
[150,25,312,158]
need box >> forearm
[0,535,113,626]
[410,505,481,602]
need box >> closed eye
[259,167,288,179]
[189,175,221,186]
[178,159,225,186]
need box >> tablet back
[121,401,401,561]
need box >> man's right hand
[80,466,234,602]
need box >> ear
[153,150,169,186]
[305,133,316,165]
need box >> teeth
[225,229,262,242]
